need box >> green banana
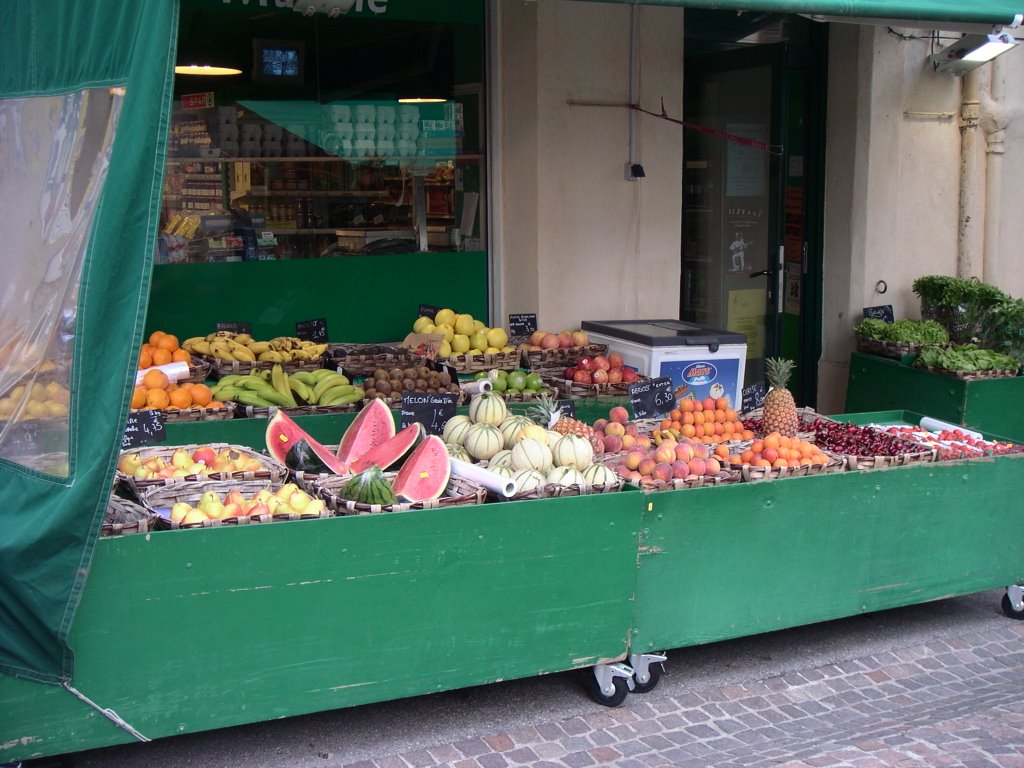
[317,383,356,404]
[289,377,313,404]
[210,386,246,401]
[217,374,243,388]
[235,391,276,407]
[271,364,298,408]
[290,371,317,386]
[312,374,349,402]
[238,377,273,391]
[309,368,343,383]
[320,388,364,406]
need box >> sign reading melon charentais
[401,392,457,436]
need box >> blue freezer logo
[683,362,718,386]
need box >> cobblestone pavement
[339,622,1024,768]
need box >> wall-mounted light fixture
[930,31,1019,76]
[174,11,242,76]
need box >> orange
[693,411,705,426]
[741,429,755,441]
[145,388,170,409]
[715,444,730,458]
[683,412,694,425]
[681,424,695,438]
[148,331,166,346]
[763,434,781,451]
[714,409,727,423]
[725,408,737,422]
[156,334,179,352]
[208,400,224,409]
[138,350,152,369]
[151,348,172,366]
[680,399,695,413]
[715,397,730,411]
[130,386,147,409]
[168,388,193,409]
[171,348,191,364]
[191,384,213,407]
[660,418,672,431]
[142,369,170,390]
[740,449,755,464]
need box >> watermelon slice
[392,435,451,503]
[336,397,396,466]
[266,410,347,474]
[348,423,424,474]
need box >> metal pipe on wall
[958,67,984,280]
[982,59,1008,284]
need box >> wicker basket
[316,473,486,515]
[182,357,213,383]
[840,447,938,471]
[459,381,559,403]
[141,479,332,529]
[103,494,159,536]
[854,335,946,360]
[634,470,742,493]
[198,354,326,379]
[234,401,363,419]
[543,373,650,399]
[519,343,609,370]
[437,349,520,373]
[117,442,287,496]
[507,476,625,501]
[147,401,236,423]
[913,361,1020,381]
[723,456,846,482]
[326,343,427,377]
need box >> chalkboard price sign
[295,318,329,343]
[122,410,167,450]
[508,313,538,339]
[400,392,457,436]
[628,376,675,420]
[862,305,894,323]
[556,399,576,420]
[418,304,442,319]
[216,321,252,335]
[741,382,768,413]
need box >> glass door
[680,45,786,389]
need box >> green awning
[575,1,1023,27]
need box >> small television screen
[253,39,304,83]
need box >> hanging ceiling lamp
[175,11,242,77]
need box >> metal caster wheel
[590,674,629,707]
[1002,586,1024,619]
[628,652,667,694]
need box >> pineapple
[762,358,799,437]
[528,394,601,451]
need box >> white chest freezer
[581,319,747,409]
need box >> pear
[198,490,222,511]
[118,454,143,475]
[288,491,310,513]
[171,449,193,470]
[276,482,299,500]
[170,502,191,524]
[203,501,227,520]
[181,508,207,526]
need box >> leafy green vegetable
[854,318,948,344]
[917,344,1019,373]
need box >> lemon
[451,334,471,354]
[486,327,508,349]
[434,308,456,327]
[485,347,501,354]
[422,322,437,335]
[501,345,516,353]
[413,315,433,333]
[454,314,476,336]
[473,320,485,332]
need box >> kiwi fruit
[376,380,392,395]
[372,369,389,381]
[364,387,377,399]
[389,367,404,379]
[415,378,428,390]
[402,378,416,391]
[403,367,418,380]
[438,372,452,387]
[418,366,431,379]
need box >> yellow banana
[191,340,212,356]
[228,341,256,361]
[258,350,284,363]
[180,336,205,351]
[248,341,271,355]
[271,364,297,408]
[210,341,236,362]
[234,333,254,346]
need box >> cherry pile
[810,418,923,457]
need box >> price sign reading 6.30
[627,376,674,420]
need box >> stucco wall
[817,23,1020,413]
[497,0,684,332]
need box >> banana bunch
[181,332,328,363]
[210,365,363,409]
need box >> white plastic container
[581,319,748,409]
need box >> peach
[609,406,630,424]
[704,457,721,475]
[604,421,625,437]
[638,457,657,476]
[671,460,690,479]
[624,450,646,470]
[603,435,623,454]
[762,447,779,464]
[687,458,707,476]
[624,421,638,437]
[627,470,644,484]
[652,462,674,483]
[530,330,547,346]
[675,443,694,462]
[620,434,636,450]
[654,444,677,464]
[636,435,651,448]
[593,418,609,432]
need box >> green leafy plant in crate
[979,296,1024,369]
[911,276,1008,343]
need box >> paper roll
[135,361,191,386]
[449,457,516,498]
[919,416,982,440]
[460,378,493,395]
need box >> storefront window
[160,2,484,263]
[0,88,123,477]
